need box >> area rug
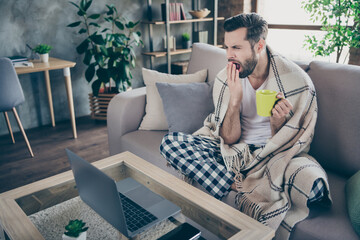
[29,196,177,239]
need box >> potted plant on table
[62,219,88,240]
[67,0,142,120]
[182,33,191,49]
[33,44,53,63]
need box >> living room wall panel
[0,0,146,136]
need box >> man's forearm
[220,105,241,145]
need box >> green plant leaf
[83,0,92,11]
[85,63,95,82]
[80,0,86,10]
[76,39,89,54]
[132,32,140,43]
[99,45,108,56]
[106,4,114,15]
[96,67,110,83]
[89,22,101,28]
[125,21,134,29]
[88,14,100,19]
[67,21,82,27]
[77,9,86,16]
[69,1,80,9]
[94,53,105,66]
[115,21,124,30]
[78,28,87,34]
[89,34,105,45]
[92,79,102,96]
[83,49,93,65]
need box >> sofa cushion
[345,170,360,236]
[119,130,171,172]
[291,171,359,240]
[139,68,207,131]
[187,43,227,82]
[156,82,214,133]
[307,61,360,178]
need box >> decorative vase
[182,40,191,49]
[62,231,87,240]
[39,53,49,63]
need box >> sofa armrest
[107,87,146,155]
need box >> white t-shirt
[239,77,272,145]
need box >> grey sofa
[108,43,360,239]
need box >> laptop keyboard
[119,193,158,232]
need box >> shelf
[142,17,225,25]
[142,45,223,58]
[142,48,192,57]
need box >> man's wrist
[270,116,286,135]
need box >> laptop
[66,149,181,238]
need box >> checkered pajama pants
[160,132,325,202]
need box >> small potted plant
[182,33,191,49]
[33,44,53,63]
[62,219,88,240]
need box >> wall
[0,0,197,136]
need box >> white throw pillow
[139,68,208,130]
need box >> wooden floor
[0,116,109,194]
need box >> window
[257,0,349,63]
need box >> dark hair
[224,13,268,47]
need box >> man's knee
[160,132,177,156]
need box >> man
[160,13,330,239]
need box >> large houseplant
[67,0,142,119]
[302,0,360,63]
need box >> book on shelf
[161,3,186,21]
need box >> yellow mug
[256,90,278,117]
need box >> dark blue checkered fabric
[160,132,325,202]
[160,132,234,199]
[308,178,325,204]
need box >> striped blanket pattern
[194,47,331,239]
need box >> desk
[16,57,77,138]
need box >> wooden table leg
[44,70,55,127]
[63,67,77,139]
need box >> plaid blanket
[194,47,331,239]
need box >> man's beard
[231,48,258,78]
[239,54,258,78]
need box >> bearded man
[160,13,330,239]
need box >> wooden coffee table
[0,152,274,240]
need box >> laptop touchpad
[125,186,163,208]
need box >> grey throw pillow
[156,82,214,133]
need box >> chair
[0,57,34,157]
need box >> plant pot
[39,53,49,63]
[182,40,191,49]
[88,93,116,120]
[62,231,87,240]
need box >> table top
[15,57,76,75]
[0,152,274,240]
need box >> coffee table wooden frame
[0,152,274,240]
